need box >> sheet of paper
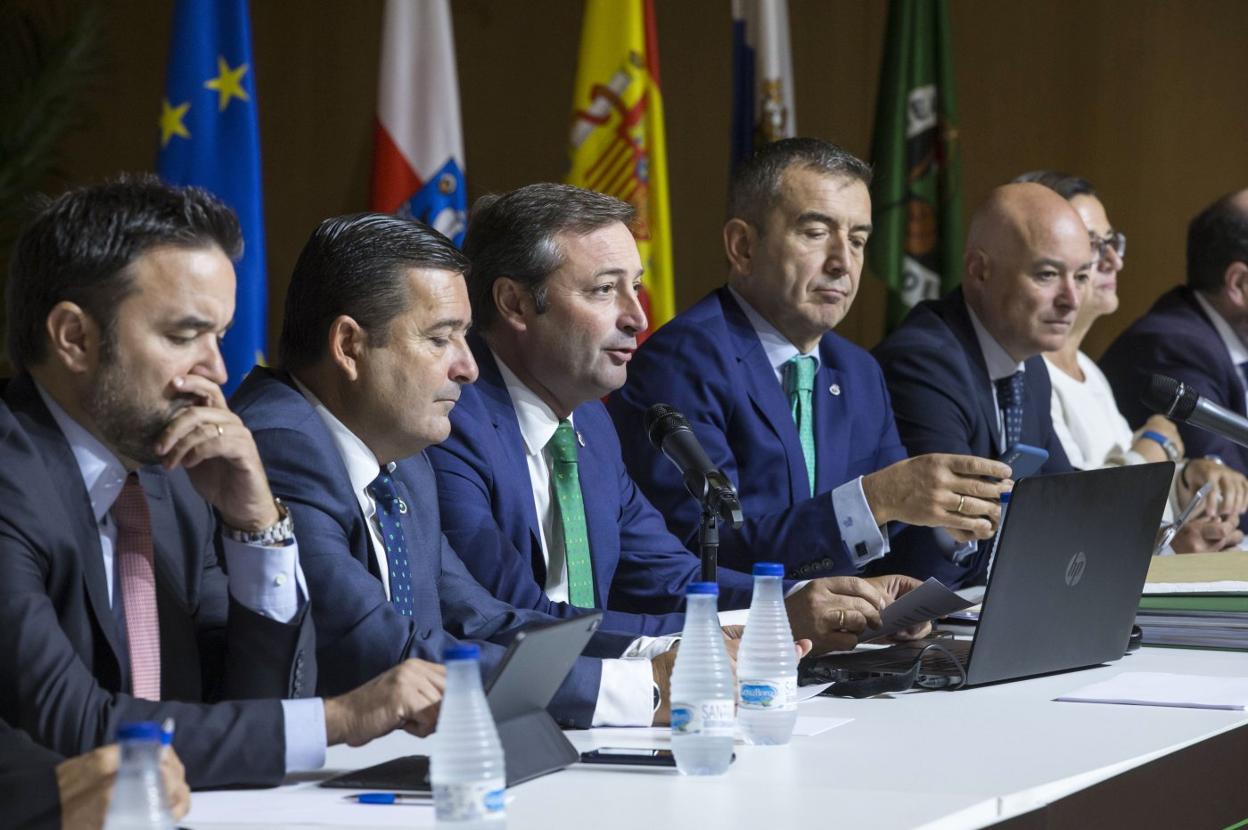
[1055,671,1248,711]
[859,577,974,642]
[591,713,851,743]
[185,783,433,827]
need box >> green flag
[866,0,964,330]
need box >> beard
[83,351,192,466]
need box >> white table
[185,646,1248,830]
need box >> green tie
[783,355,818,496]
[547,420,596,607]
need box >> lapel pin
[576,430,586,447]
[397,498,409,514]
[829,384,841,396]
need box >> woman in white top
[1016,171,1248,551]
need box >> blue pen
[351,792,431,805]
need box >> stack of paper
[1137,552,1248,649]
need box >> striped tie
[547,421,596,607]
[783,355,818,496]
[112,474,161,700]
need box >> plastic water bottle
[670,582,736,775]
[431,644,506,827]
[737,562,798,745]
[103,722,173,830]
[986,491,1012,580]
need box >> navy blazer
[608,287,907,578]
[871,289,1073,587]
[426,340,757,628]
[0,374,314,789]
[1101,287,1248,478]
[231,368,628,728]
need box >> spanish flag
[567,0,674,332]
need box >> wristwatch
[1141,430,1181,463]
[222,498,295,546]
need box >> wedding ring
[835,609,845,629]
[216,424,224,437]
[955,494,966,514]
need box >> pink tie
[113,474,161,700]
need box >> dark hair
[1012,170,1097,201]
[727,137,872,228]
[6,174,242,370]
[278,213,469,371]
[462,183,636,332]
[1187,192,1248,293]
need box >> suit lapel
[573,415,616,608]
[472,343,548,571]
[4,375,124,662]
[1181,287,1248,416]
[941,293,1003,453]
[720,290,809,499]
[813,347,849,492]
[392,475,444,630]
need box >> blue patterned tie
[995,372,1026,450]
[367,466,415,617]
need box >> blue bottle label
[434,779,506,822]
[738,677,797,710]
[670,700,735,737]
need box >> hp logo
[1065,552,1087,586]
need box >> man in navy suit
[609,138,1011,580]
[873,183,1091,587]
[233,213,683,727]
[1101,191,1248,512]
[428,183,933,655]
[0,178,446,789]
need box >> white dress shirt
[1194,291,1248,413]
[302,374,658,727]
[492,351,675,726]
[37,384,326,773]
[728,287,889,565]
[965,303,1027,455]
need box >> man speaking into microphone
[426,182,933,655]
[610,138,1011,580]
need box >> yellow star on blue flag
[158,0,266,396]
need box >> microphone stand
[689,472,743,583]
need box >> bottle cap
[117,722,162,742]
[443,644,481,662]
[686,582,719,595]
[752,562,784,577]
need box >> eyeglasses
[1090,230,1126,261]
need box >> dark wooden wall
[39,0,1248,359]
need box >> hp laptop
[802,463,1173,690]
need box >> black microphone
[643,404,743,528]
[1142,374,1248,449]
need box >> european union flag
[158,0,265,395]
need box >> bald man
[871,183,1095,587]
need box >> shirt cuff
[831,476,890,566]
[591,659,656,727]
[281,697,327,773]
[221,538,305,623]
[622,635,680,660]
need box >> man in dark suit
[873,183,1091,587]
[0,178,447,789]
[1,717,190,830]
[609,138,1011,580]
[428,182,934,655]
[232,213,681,727]
[1101,191,1248,517]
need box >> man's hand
[1181,459,1248,520]
[651,635,746,726]
[324,659,447,746]
[153,374,280,532]
[785,577,886,655]
[55,744,190,829]
[862,454,1013,541]
[1171,514,1245,553]
[864,574,932,640]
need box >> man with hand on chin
[0,177,445,790]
